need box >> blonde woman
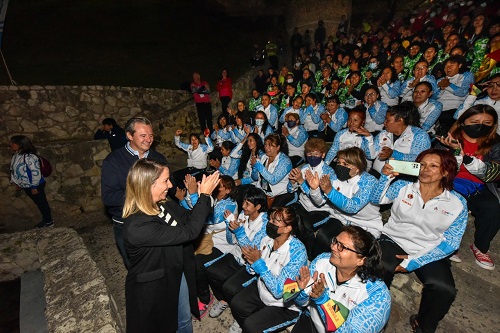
[122,159,219,333]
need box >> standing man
[191,72,214,134]
[101,116,167,269]
[94,117,127,151]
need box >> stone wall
[0,228,121,332]
[0,69,257,220]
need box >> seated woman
[307,147,382,258]
[188,176,238,318]
[282,112,308,168]
[209,141,240,180]
[301,93,325,138]
[253,111,274,142]
[399,60,439,102]
[337,71,366,109]
[228,206,308,333]
[412,81,443,136]
[377,66,401,107]
[205,187,269,319]
[288,138,336,260]
[437,105,500,270]
[325,107,374,167]
[279,95,303,125]
[371,102,431,175]
[252,133,294,209]
[371,148,468,333]
[230,112,251,144]
[291,226,391,333]
[211,114,232,147]
[362,85,388,135]
[318,95,348,142]
[173,129,214,187]
[122,160,219,333]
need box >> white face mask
[410,18,415,24]
[287,78,294,83]
[255,119,264,126]
[480,2,487,8]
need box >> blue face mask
[255,119,264,126]
[286,120,297,128]
[369,62,377,70]
[307,155,322,167]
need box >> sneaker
[35,220,54,228]
[197,294,214,319]
[228,320,242,333]
[470,244,495,270]
[449,253,462,263]
[209,300,228,318]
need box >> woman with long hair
[437,105,500,270]
[122,159,219,333]
[371,148,468,333]
[10,135,53,228]
[291,226,391,333]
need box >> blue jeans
[177,274,193,333]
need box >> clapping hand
[198,171,220,195]
[289,168,304,185]
[184,174,198,194]
[304,169,320,190]
[319,175,333,194]
[241,245,261,264]
[175,187,186,201]
[309,272,325,298]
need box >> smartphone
[388,160,421,176]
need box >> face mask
[286,120,297,128]
[480,2,486,8]
[334,164,352,181]
[266,223,281,239]
[430,12,436,18]
[287,78,294,83]
[307,156,322,168]
[462,124,492,138]
[410,18,415,24]
[369,62,377,70]
[356,42,362,47]
[255,119,264,126]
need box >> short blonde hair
[122,159,168,218]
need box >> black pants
[195,102,214,133]
[195,248,224,304]
[230,281,300,333]
[113,221,131,269]
[379,235,456,333]
[436,109,457,137]
[291,202,331,260]
[270,192,296,209]
[206,255,252,302]
[312,218,344,259]
[23,181,52,223]
[220,96,231,117]
[317,127,336,142]
[291,312,319,333]
[466,187,500,253]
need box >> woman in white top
[282,112,308,167]
[173,129,214,187]
[377,66,401,107]
[362,85,388,135]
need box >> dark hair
[264,133,289,155]
[305,92,317,101]
[221,140,235,151]
[341,226,383,282]
[380,66,397,84]
[415,148,458,191]
[386,101,420,127]
[254,111,272,134]
[189,133,201,142]
[269,206,300,235]
[362,85,380,100]
[243,187,268,212]
[125,117,152,135]
[348,106,367,121]
[220,68,229,80]
[238,133,264,179]
[217,114,228,128]
[102,118,117,126]
[10,135,37,155]
[219,175,236,200]
[444,55,467,74]
[450,105,499,156]
[326,95,341,105]
[450,45,468,57]
[414,81,433,93]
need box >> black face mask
[334,164,352,181]
[307,155,322,168]
[266,223,281,239]
[462,124,493,138]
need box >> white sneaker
[228,320,242,333]
[209,300,228,318]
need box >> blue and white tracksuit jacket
[418,99,443,134]
[301,104,325,132]
[318,108,348,133]
[174,135,214,169]
[364,101,388,133]
[400,74,439,102]
[372,125,431,173]
[252,152,293,197]
[370,177,468,271]
[325,128,375,165]
[294,253,391,333]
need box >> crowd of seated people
[163,2,500,332]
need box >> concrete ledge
[0,228,120,333]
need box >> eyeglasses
[331,237,363,255]
[485,81,500,88]
[365,92,376,97]
[415,66,428,70]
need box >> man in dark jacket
[94,118,127,151]
[101,116,167,268]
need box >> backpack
[39,156,52,177]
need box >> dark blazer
[123,194,212,333]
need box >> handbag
[194,229,226,255]
[38,156,52,177]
